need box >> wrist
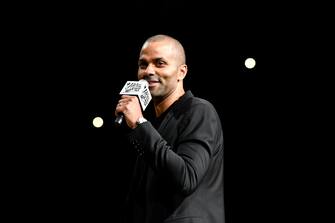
[135,117,147,127]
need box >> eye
[138,61,148,69]
[156,59,166,67]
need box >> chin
[149,87,158,96]
[149,90,162,99]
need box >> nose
[144,63,155,74]
[139,64,155,80]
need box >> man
[115,34,225,223]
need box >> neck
[154,87,185,117]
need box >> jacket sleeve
[127,103,221,195]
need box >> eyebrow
[138,57,165,63]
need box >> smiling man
[115,34,225,223]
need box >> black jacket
[122,91,224,223]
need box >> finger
[121,95,131,99]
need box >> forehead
[139,40,175,59]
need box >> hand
[115,95,143,129]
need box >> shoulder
[183,93,217,115]
[190,96,214,108]
[177,93,224,143]
[177,92,221,124]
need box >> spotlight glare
[245,57,256,69]
[92,116,104,128]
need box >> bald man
[116,34,225,223]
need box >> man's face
[137,40,181,101]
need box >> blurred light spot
[92,116,104,128]
[245,58,256,69]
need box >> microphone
[115,79,152,126]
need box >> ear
[177,64,188,81]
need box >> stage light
[244,57,256,69]
[92,116,104,128]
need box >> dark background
[3,1,332,222]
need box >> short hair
[143,34,186,64]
